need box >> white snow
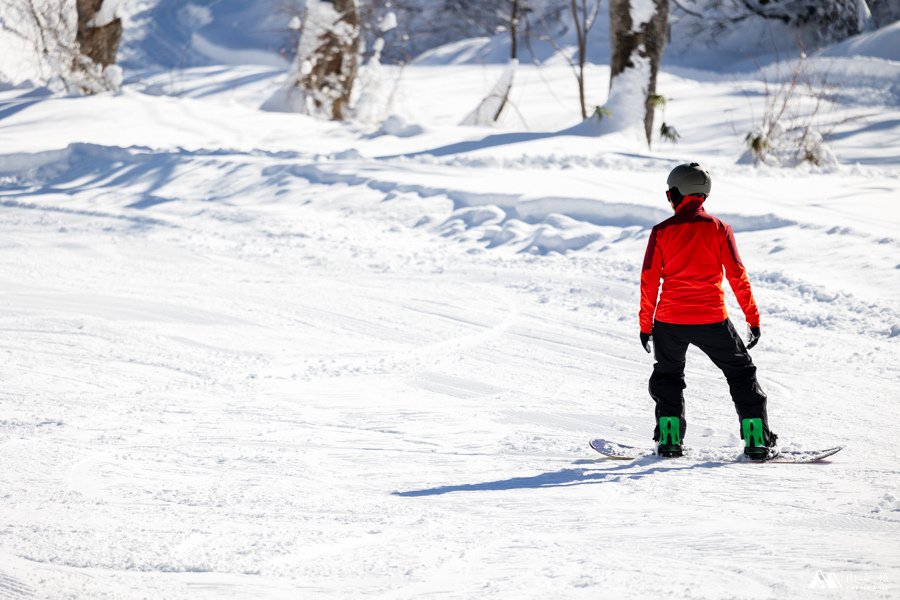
[629,0,658,30]
[379,11,398,33]
[592,53,652,144]
[375,114,425,138]
[0,5,899,599]
[191,33,288,69]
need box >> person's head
[666,162,711,211]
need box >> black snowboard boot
[742,418,778,461]
[656,416,683,458]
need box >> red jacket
[639,196,760,334]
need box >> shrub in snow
[741,123,837,168]
[653,95,681,145]
[740,55,839,169]
[67,54,122,94]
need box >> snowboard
[589,438,844,464]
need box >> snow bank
[821,20,900,62]
[0,147,72,178]
[375,115,425,138]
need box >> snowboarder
[639,163,777,460]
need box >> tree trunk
[509,0,520,61]
[607,0,668,145]
[75,0,122,68]
[300,0,360,120]
[571,0,587,119]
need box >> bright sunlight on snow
[0,1,898,598]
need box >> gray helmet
[667,162,711,197]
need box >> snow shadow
[380,131,560,160]
[0,144,180,196]
[141,68,284,99]
[0,87,53,121]
[0,143,275,217]
[0,199,172,229]
[393,459,726,497]
[0,143,244,230]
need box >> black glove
[640,332,652,354]
[746,326,761,350]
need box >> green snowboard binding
[742,418,777,461]
[656,416,683,458]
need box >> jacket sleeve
[720,224,760,328]
[639,227,662,334]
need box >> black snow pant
[649,319,774,444]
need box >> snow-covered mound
[822,19,900,61]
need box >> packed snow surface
[0,7,899,599]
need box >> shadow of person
[393,457,727,497]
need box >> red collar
[676,195,706,213]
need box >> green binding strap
[742,418,764,447]
[659,416,681,445]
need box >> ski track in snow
[0,67,898,598]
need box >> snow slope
[0,13,899,600]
